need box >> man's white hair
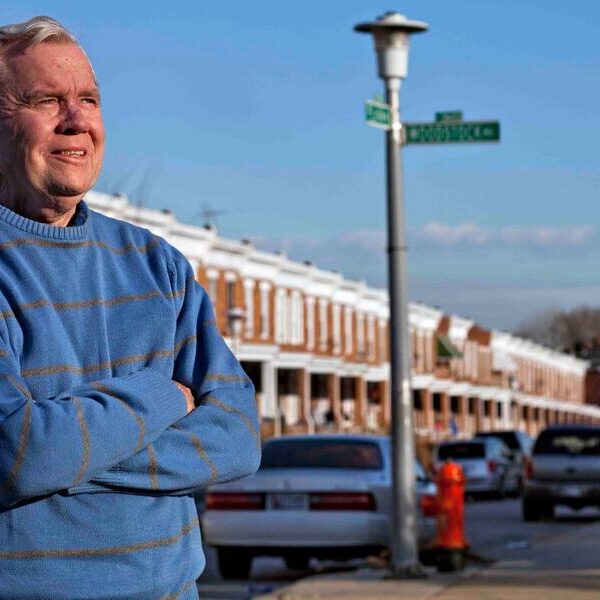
[0,15,76,46]
[0,16,80,94]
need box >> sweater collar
[0,201,89,240]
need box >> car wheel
[540,502,554,520]
[284,555,311,571]
[437,549,466,572]
[510,476,524,498]
[216,547,253,580]
[522,498,541,521]
[495,480,506,500]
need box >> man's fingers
[174,382,195,414]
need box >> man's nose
[56,102,89,135]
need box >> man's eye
[37,98,58,106]
[82,97,99,106]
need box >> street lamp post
[354,12,428,577]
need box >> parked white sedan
[201,434,437,579]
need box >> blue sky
[4,1,599,330]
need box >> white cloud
[414,223,596,246]
[338,229,385,253]
[250,225,600,329]
[254,223,596,258]
[499,225,595,245]
[252,229,385,257]
[416,222,492,245]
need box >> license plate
[270,493,307,510]
[561,486,584,498]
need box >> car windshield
[534,430,600,456]
[438,442,485,460]
[260,439,383,470]
[476,431,519,450]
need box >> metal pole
[385,76,421,575]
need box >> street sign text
[435,111,463,123]
[365,100,391,130]
[404,121,500,145]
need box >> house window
[306,297,315,350]
[367,314,375,360]
[206,270,219,307]
[285,293,294,344]
[224,280,235,335]
[243,279,254,339]
[356,312,365,356]
[288,291,303,345]
[319,299,328,351]
[332,304,341,354]
[344,306,353,355]
[292,292,304,345]
[379,319,387,363]
[259,282,271,339]
[275,289,286,344]
[226,281,235,311]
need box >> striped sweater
[0,201,261,599]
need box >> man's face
[0,41,105,214]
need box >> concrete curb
[254,565,482,599]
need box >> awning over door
[436,335,463,360]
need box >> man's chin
[44,182,92,201]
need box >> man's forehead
[5,41,97,88]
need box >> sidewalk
[254,565,473,600]
[255,519,600,600]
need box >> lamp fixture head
[354,12,428,80]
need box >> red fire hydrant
[431,461,469,571]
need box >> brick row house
[88,192,600,444]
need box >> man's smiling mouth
[51,149,87,157]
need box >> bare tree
[515,306,600,354]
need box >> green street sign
[365,100,391,130]
[436,111,462,123]
[404,121,500,145]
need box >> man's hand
[174,382,195,414]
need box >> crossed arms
[0,248,261,507]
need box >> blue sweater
[0,201,260,599]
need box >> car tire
[540,502,554,520]
[284,555,311,571]
[216,547,253,580]
[508,476,523,498]
[437,549,466,572]
[522,498,541,521]
[495,480,506,500]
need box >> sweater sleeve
[67,247,261,496]
[0,346,188,507]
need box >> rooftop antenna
[194,202,245,230]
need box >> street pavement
[197,498,600,599]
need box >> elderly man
[0,16,260,600]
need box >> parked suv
[475,430,533,495]
[434,437,513,497]
[522,425,600,521]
